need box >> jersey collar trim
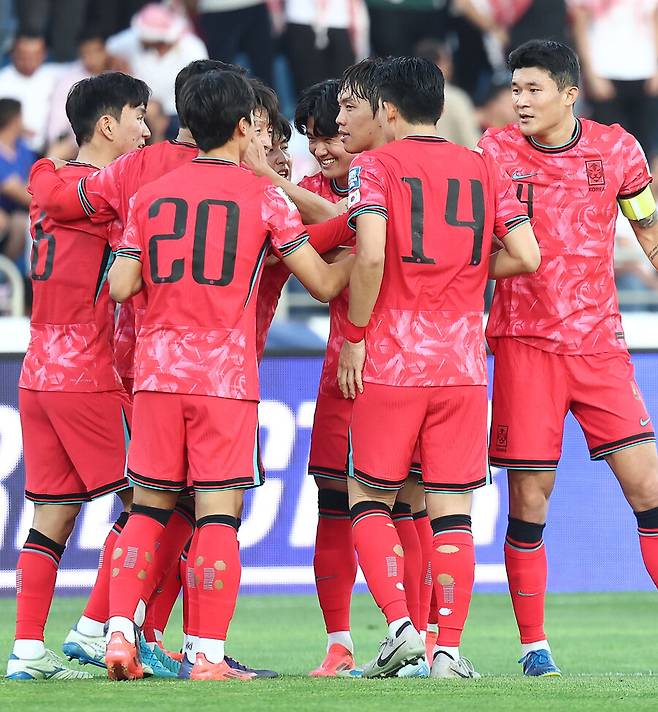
[192,157,238,166]
[330,178,349,196]
[527,118,582,154]
[403,135,448,144]
[66,160,98,169]
[169,138,197,148]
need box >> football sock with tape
[392,502,422,631]
[636,506,658,588]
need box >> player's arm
[265,185,353,301]
[108,197,144,301]
[108,255,142,302]
[244,138,342,223]
[306,212,353,254]
[622,185,658,269]
[282,242,353,302]
[489,221,540,278]
[337,213,386,399]
[28,158,88,221]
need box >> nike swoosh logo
[511,172,538,180]
[517,591,539,597]
[641,417,651,426]
[377,642,406,668]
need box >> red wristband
[344,319,366,343]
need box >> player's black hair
[181,70,256,152]
[294,79,340,138]
[65,71,150,146]
[339,57,387,116]
[249,77,280,125]
[375,56,444,124]
[0,98,21,131]
[174,59,246,126]
[508,40,580,90]
[272,113,292,144]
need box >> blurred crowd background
[0,0,657,320]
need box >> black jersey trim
[526,118,582,154]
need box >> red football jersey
[299,173,354,398]
[479,119,651,354]
[255,173,350,363]
[347,135,529,387]
[118,157,310,400]
[29,140,199,378]
[20,162,121,392]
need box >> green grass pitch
[0,592,656,711]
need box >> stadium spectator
[16,0,88,61]
[366,0,448,57]
[192,0,275,86]
[0,34,63,154]
[416,38,481,148]
[106,3,208,127]
[0,0,14,56]
[476,74,517,130]
[47,32,125,156]
[0,99,35,269]
[570,0,658,160]
[283,0,362,96]
[145,98,171,144]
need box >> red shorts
[307,392,353,482]
[128,391,263,492]
[19,388,131,504]
[489,339,655,469]
[349,382,489,494]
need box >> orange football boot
[190,654,254,681]
[309,644,356,677]
[106,632,144,681]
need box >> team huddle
[7,39,658,683]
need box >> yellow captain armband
[618,184,656,221]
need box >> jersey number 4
[401,177,485,266]
[148,197,238,286]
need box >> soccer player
[6,72,151,681]
[338,56,539,678]
[266,114,293,180]
[479,39,658,677]
[291,79,358,676]
[103,69,354,682]
[337,58,436,676]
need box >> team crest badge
[585,160,605,187]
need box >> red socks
[108,505,171,621]
[15,529,65,640]
[636,506,658,588]
[413,509,433,632]
[314,489,357,633]
[504,517,547,644]
[190,515,241,640]
[430,515,475,647]
[392,502,422,631]
[350,501,409,623]
[82,511,129,625]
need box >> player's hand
[338,339,365,399]
[587,75,615,101]
[243,137,269,177]
[335,197,348,215]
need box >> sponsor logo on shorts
[495,425,508,452]
[641,416,651,427]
